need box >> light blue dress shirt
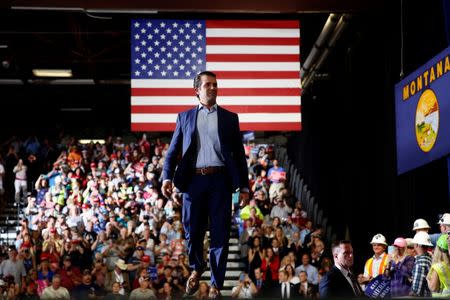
[195,104,225,168]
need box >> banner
[394,46,450,174]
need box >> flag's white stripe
[206,28,300,38]
[132,79,301,88]
[206,62,300,71]
[206,45,298,54]
[132,113,301,123]
[131,96,301,106]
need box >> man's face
[302,254,310,266]
[196,75,218,107]
[52,278,61,289]
[254,269,262,280]
[299,272,307,283]
[335,243,354,269]
[112,283,121,293]
[372,243,385,256]
[279,271,287,282]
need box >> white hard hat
[413,218,431,230]
[412,231,433,247]
[370,233,387,246]
[438,213,450,225]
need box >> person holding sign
[267,160,286,202]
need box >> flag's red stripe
[132,122,302,132]
[207,54,300,62]
[213,71,300,79]
[132,88,301,97]
[132,123,176,132]
[240,122,302,131]
[206,20,300,29]
[131,105,301,114]
[206,37,300,45]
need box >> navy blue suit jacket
[162,105,249,193]
[319,266,357,298]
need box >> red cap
[90,162,96,168]
[141,255,150,263]
[50,228,56,233]
[101,172,107,177]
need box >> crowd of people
[1,133,449,299]
[0,133,316,300]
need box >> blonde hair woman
[427,234,450,297]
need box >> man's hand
[161,180,173,199]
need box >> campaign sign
[364,275,391,298]
[148,266,158,280]
[395,46,450,174]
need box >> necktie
[348,272,363,296]
[283,282,288,299]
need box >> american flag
[130,19,301,131]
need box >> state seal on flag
[415,88,439,152]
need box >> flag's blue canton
[131,19,206,79]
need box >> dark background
[0,0,449,270]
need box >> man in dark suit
[274,269,299,299]
[319,240,364,298]
[162,71,249,298]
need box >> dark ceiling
[0,0,383,83]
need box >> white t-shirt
[231,284,253,299]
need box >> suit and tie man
[277,269,299,299]
[319,240,364,298]
[162,71,249,299]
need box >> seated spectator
[252,267,268,298]
[260,247,280,288]
[253,190,271,216]
[310,238,330,269]
[71,268,104,299]
[299,221,313,246]
[129,276,157,300]
[105,259,130,295]
[59,255,81,290]
[158,282,174,300]
[231,272,257,299]
[40,274,70,300]
[295,253,319,285]
[284,264,300,285]
[270,197,292,221]
[287,231,303,262]
[273,269,299,299]
[247,237,264,283]
[267,159,286,202]
[103,282,128,300]
[194,281,210,300]
[240,200,264,228]
[298,271,318,298]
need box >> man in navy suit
[319,240,364,298]
[162,71,249,298]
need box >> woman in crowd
[427,234,450,296]
[386,237,415,297]
[260,247,280,288]
[247,236,264,282]
[194,282,210,300]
